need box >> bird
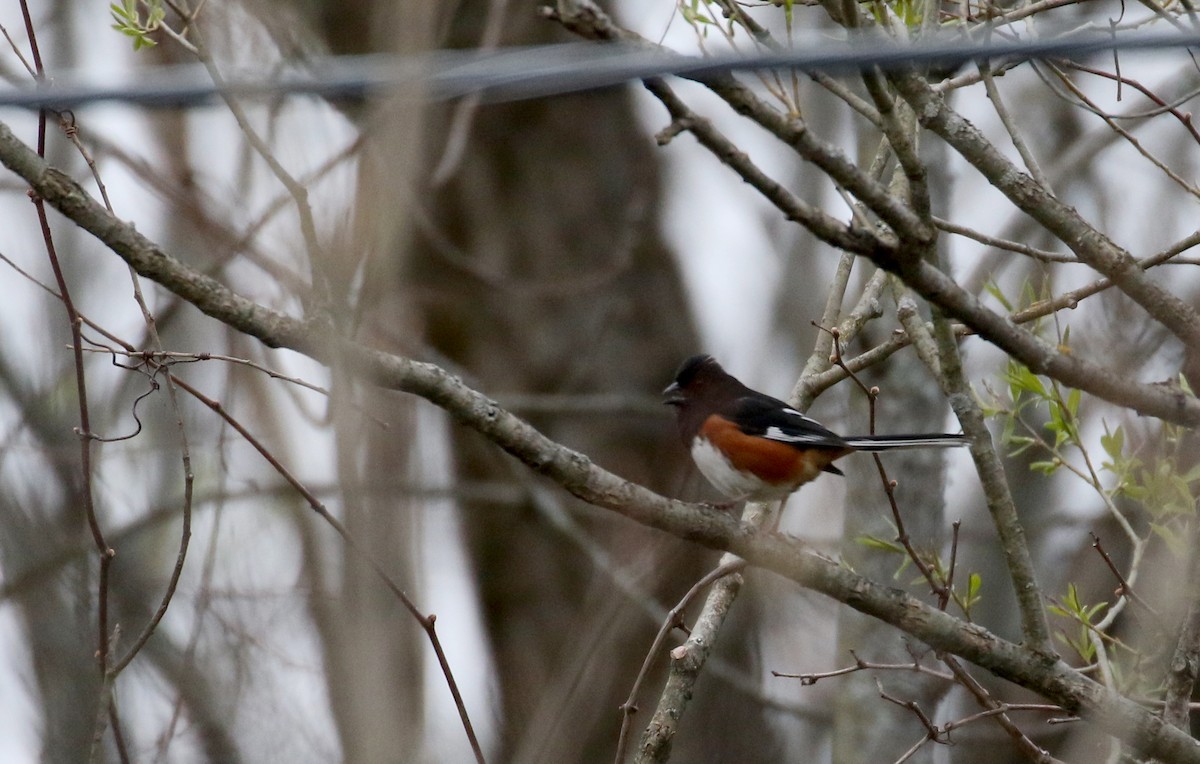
[662,355,968,503]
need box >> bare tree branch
[891,70,1200,353]
[534,5,1200,426]
[3,118,1200,763]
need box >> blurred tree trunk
[0,385,102,763]
[297,0,727,761]
[286,1,441,761]
[399,5,749,762]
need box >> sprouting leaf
[1004,360,1047,401]
[1029,459,1059,475]
[1066,388,1081,418]
[983,280,1014,311]
[856,535,905,555]
[1100,424,1124,463]
[110,0,163,50]
[956,572,983,614]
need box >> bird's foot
[703,499,742,512]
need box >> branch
[928,305,1052,651]
[1162,521,1200,731]
[636,559,747,762]
[4,123,1200,764]
[870,248,1200,425]
[647,78,880,256]
[531,8,1200,426]
[892,69,1200,353]
[544,0,934,246]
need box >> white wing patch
[760,408,835,444]
[762,425,827,444]
[782,408,828,427]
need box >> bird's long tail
[842,433,967,451]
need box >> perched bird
[663,355,967,502]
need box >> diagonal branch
[3,120,1200,764]
[648,78,880,256]
[536,4,1200,426]
[545,0,933,246]
[0,115,1194,428]
[865,246,1198,423]
[891,69,1200,353]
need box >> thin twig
[979,59,1051,191]
[942,655,1063,763]
[76,346,392,429]
[1043,61,1200,198]
[1057,60,1200,145]
[826,330,948,601]
[187,24,329,302]
[1089,533,1161,620]
[15,4,120,758]
[55,103,197,684]
[772,650,954,684]
[934,216,1074,262]
[165,374,487,763]
[875,678,941,762]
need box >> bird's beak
[662,381,685,406]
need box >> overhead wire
[0,28,1196,110]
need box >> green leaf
[1100,424,1124,462]
[856,535,905,554]
[1004,360,1047,401]
[1062,583,1080,611]
[110,0,163,51]
[983,280,1014,311]
[956,571,983,614]
[1007,440,1036,458]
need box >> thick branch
[892,70,1200,353]
[546,0,933,245]
[648,78,880,255]
[3,121,1200,762]
[867,248,1198,424]
[534,6,1200,424]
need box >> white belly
[690,437,798,502]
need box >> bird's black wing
[730,394,850,449]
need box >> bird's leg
[703,498,743,512]
[767,498,788,533]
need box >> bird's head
[662,354,737,407]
